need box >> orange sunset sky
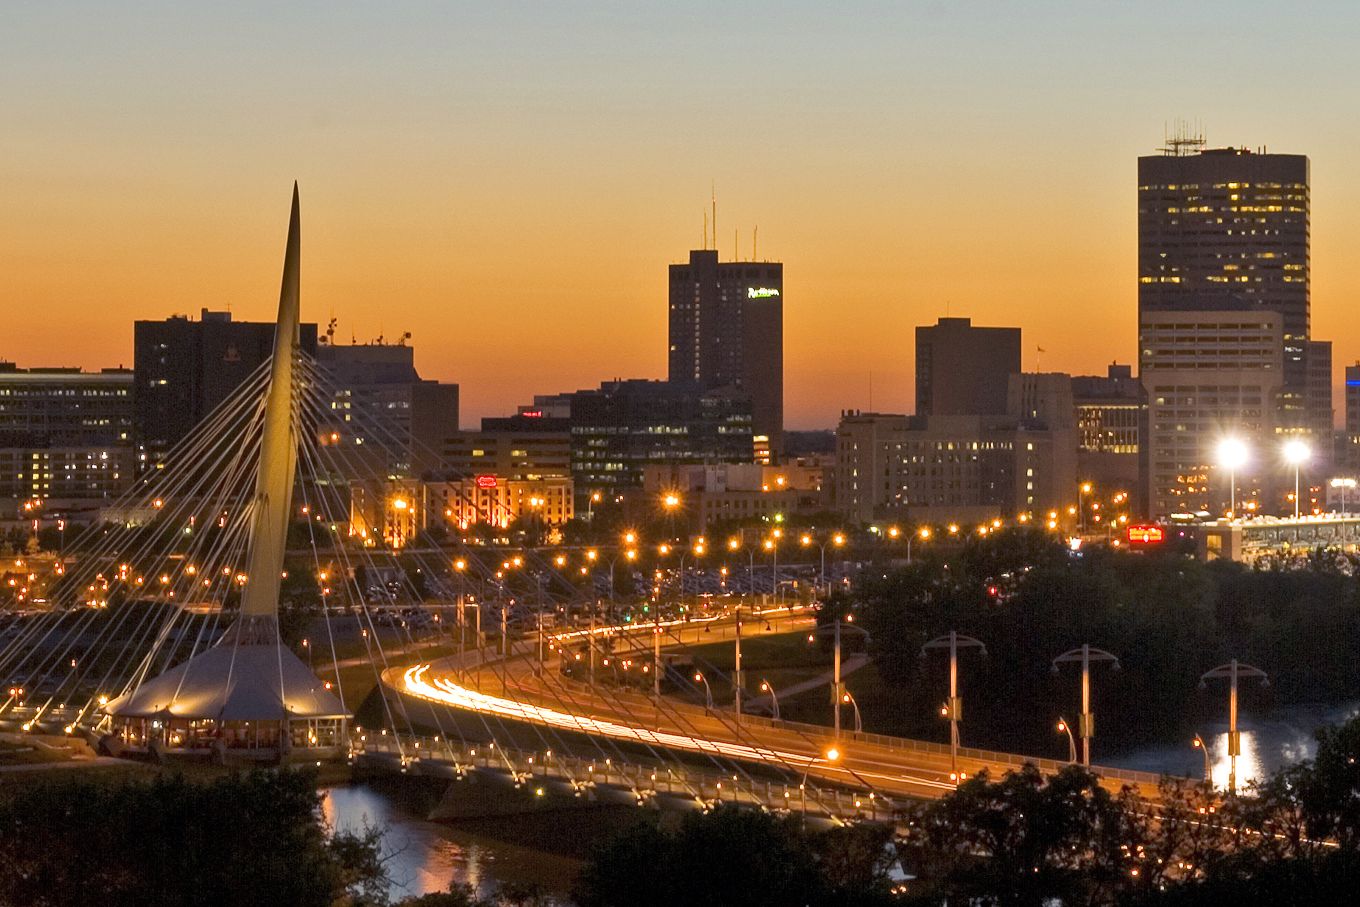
[5,3,1360,428]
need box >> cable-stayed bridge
[0,188,1159,828]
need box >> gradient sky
[5,2,1360,428]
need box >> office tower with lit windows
[0,362,134,517]
[1137,139,1327,435]
[1139,311,1284,517]
[134,309,319,470]
[668,249,783,462]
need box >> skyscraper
[668,249,783,462]
[133,309,318,469]
[914,317,1021,417]
[1137,139,1323,432]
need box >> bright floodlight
[1283,438,1311,466]
[1217,438,1249,471]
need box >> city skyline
[7,3,1360,428]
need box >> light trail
[547,604,811,642]
[404,663,816,766]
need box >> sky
[5,2,1360,429]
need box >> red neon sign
[475,475,498,489]
[520,410,543,418]
[1127,524,1164,544]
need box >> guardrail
[351,732,897,822]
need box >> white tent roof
[103,643,348,722]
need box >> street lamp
[1191,734,1212,784]
[801,532,846,594]
[763,537,778,603]
[1217,437,1249,518]
[1051,644,1120,767]
[1283,439,1310,520]
[1056,717,1077,764]
[1078,482,1093,534]
[759,679,781,721]
[693,671,714,710]
[1200,659,1268,794]
[799,747,840,821]
[921,631,987,781]
[841,690,862,734]
[908,526,930,563]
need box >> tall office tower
[1138,138,1320,432]
[1140,311,1283,517]
[133,309,318,469]
[314,342,459,475]
[668,249,783,462]
[914,317,1022,417]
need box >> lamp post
[733,605,744,723]
[1200,659,1269,794]
[693,671,714,710]
[763,537,778,604]
[1078,482,1093,534]
[806,619,870,738]
[1051,644,1120,767]
[1217,437,1249,518]
[1283,439,1311,520]
[760,679,781,721]
[921,630,987,781]
[907,526,931,564]
[799,747,840,822]
[801,532,846,594]
[1056,717,1077,764]
[1191,734,1212,784]
[841,690,862,734]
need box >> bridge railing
[351,731,899,823]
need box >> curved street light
[841,689,862,734]
[692,671,714,711]
[921,630,987,781]
[1191,733,1212,785]
[759,679,781,721]
[1056,717,1077,764]
[1051,644,1120,767]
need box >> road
[389,604,1161,803]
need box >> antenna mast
[753,225,758,261]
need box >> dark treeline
[901,714,1360,904]
[821,529,1360,755]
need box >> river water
[1106,700,1360,788]
[321,783,581,903]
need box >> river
[321,782,582,903]
[1106,700,1360,788]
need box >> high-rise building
[314,342,459,476]
[668,250,782,462]
[1139,311,1283,517]
[133,309,318,469]
[1137,140,1325,434]
[0,362,134,517]
[914,317,1022,417]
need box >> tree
[0,769,386,907]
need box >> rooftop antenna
[711,183,717,260]
[753,225,758,261]
[703,209,708,250]
[1160,118,1206,156]
[868,371,874,411]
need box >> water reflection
[1112,701,1360,788]
[320,783,578,903]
